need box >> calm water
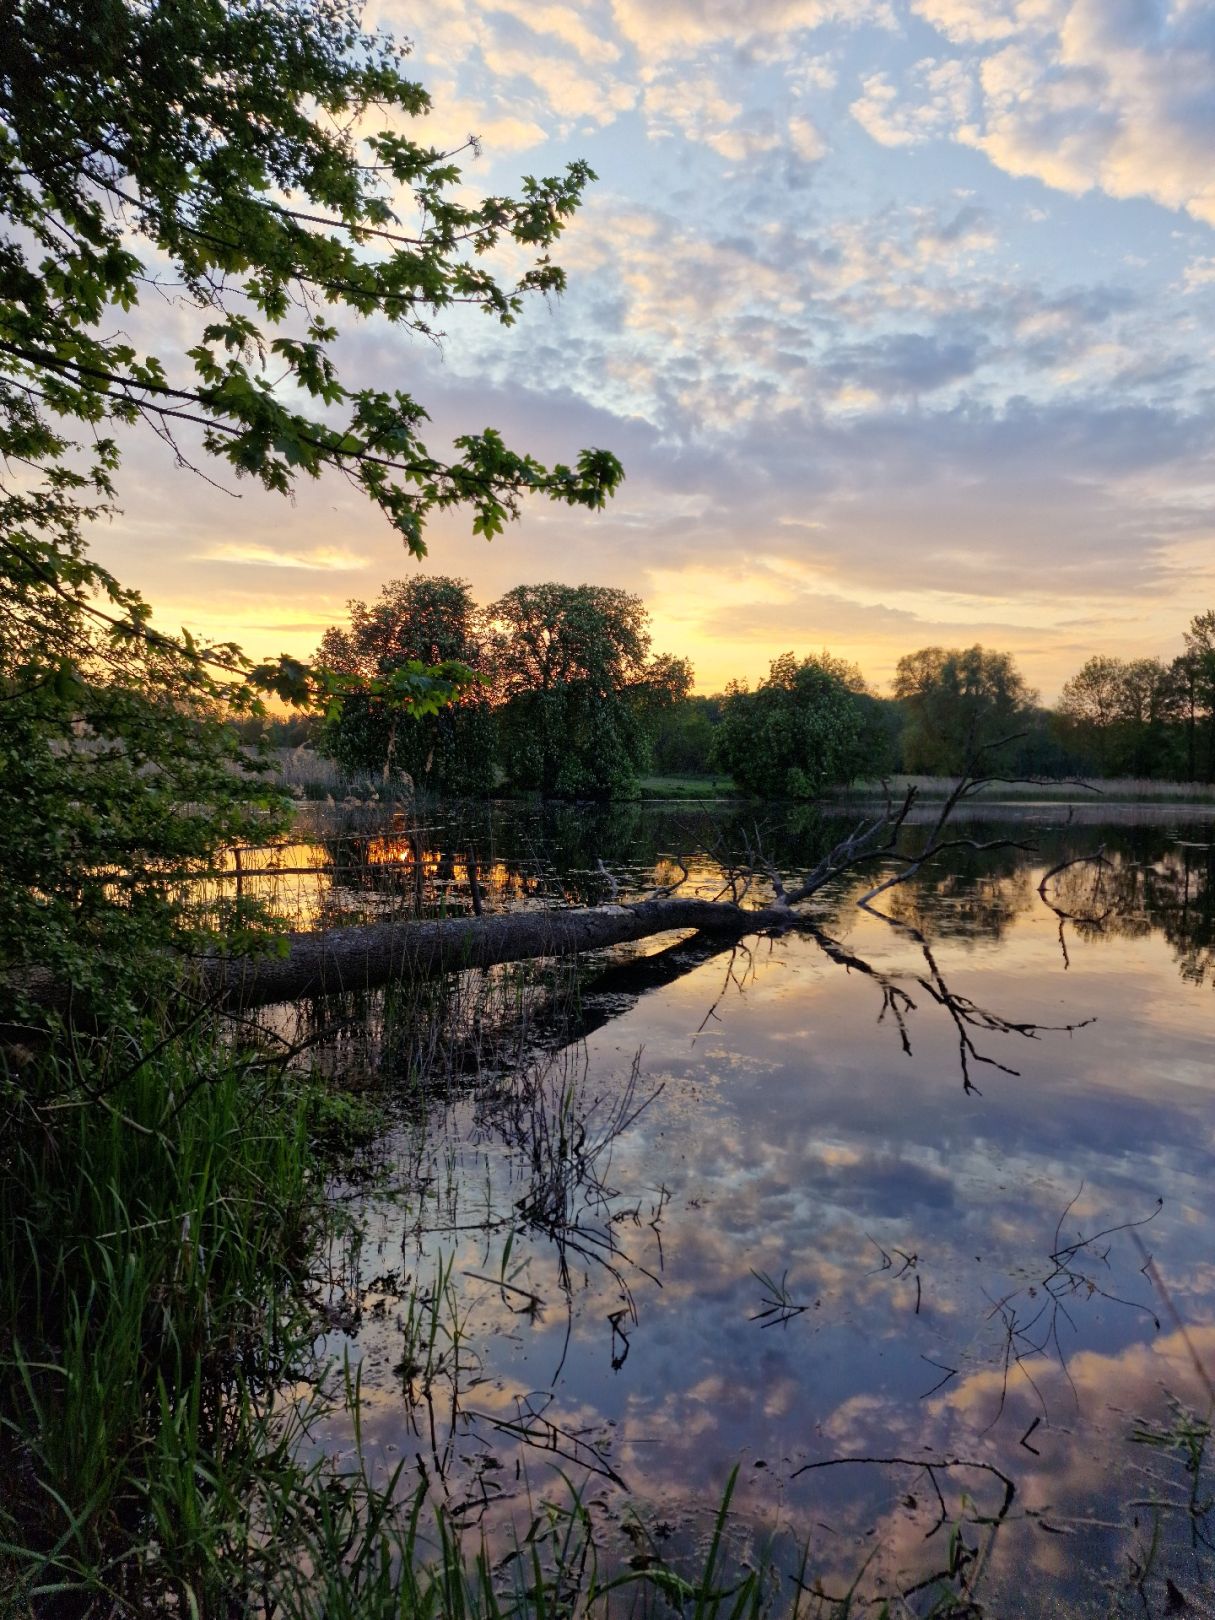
[263,802,1215,1614]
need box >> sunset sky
[94,0,1215,700]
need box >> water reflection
[264,803,1215,1613]
[1042,839,1215,988]
[209,803,1215,998]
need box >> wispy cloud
[195,543,370,572]
[851,58,974,147]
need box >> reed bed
[247,745,418,804]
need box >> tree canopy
[489,584,690,799]
[1055,654,1179,778]
[317,577,495,793]
[1176,610,1215,782]
[894,645,1036,775]
[2,0,622,582]
[713,651,872,799]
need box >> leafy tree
[229,710,322,749]
[1010,705,1079,777]
[1054,656,1124,770]
[1056,655,1179,778]
[650,695,724,777]
[490,584,690,799]
[2,0,622,571]
[0,0,622,1014]
[0,540,295,1021]
[1178,611,1215,781]
[713,651,870,799]
[852,690,903,779]
[894,646,1036,774]
[317,577,496,793]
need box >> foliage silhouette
[490,583,690,800]
[714,651,874,798]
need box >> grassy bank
[257,748,1215,810]
[0,1014,464,1617]
[0,1021,314,1612]
[0,1009,832,1618]
[259,749,747,805]
[636,774,739,800]
[637,772,1215,805]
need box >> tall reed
[0,1018,315,1611]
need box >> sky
[95,0,1215,700]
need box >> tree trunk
[205,895,790,1010]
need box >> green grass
[637,774,739,800]
[0,1017,790,1618]
[640,772,1215,807]
[0,1020,318,1611]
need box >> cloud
[610,0,896,65]
[818,329,988,397]
[488,0,624,66]
[851,57,974,147]
[481,43,636,125]
[642,71,743,144]
[788,113,828,162]
[794,53,840,91]
[1183,257,1215,292]
[84,0,1215,708]
[194,543,371,572]
[534,194,1132,426]
[642,64,826,166]
[373,2,632,144]
[905,0,1215,225]
[402,75,549,152]
[911,202,997,260]
[911,0,1060,47]
[689,588,1027,649]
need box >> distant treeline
[231,582,1215,798]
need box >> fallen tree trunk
[205,896,791,1010]
[16,775,1075,1092]
[202,765,1044,1011]
[20,770,1046,1025]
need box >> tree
[1180,611,1215,782]
[650,694,724,776]
[1,12,634,1601]
[0,545,295,1021]
[0,0,623,1014]
[317,577,495,793]
[2,0,622,573]
[713,651,871,798]
[489,584,690,799]
[894,646,1036,774]
[1056,655,1178,778]
[1056,656,1124,760]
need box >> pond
[255,801,1215,1614]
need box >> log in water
[205,895,795,1009]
